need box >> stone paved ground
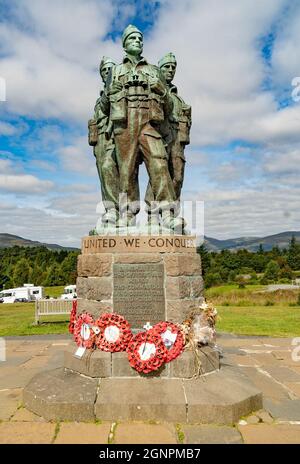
[0,333,300,444]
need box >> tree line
[0,236,299,290]
[198,236,300,287]
[0,246,79,289]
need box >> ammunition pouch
[88,119,98,146]
[110,90,127,122]
[149,94,164,123]
[178,121,190,144]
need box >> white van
[23,284,44,300]
[61,285,77,300]
[0,284,44,303]
[0,287,31,303]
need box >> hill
[204,231,300,252]
[1,231,299,253]
[0,233,78,251]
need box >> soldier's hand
[108,81,123,95]
[149,78,166,96]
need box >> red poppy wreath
[68,299,77,335]
[73,312,96,349]
[127,330,168,374]
[152,321,184,363]
[95,313,133,352]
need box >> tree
[197,244,210,276]
[287,235,300,270]
[44,263,66,286]
[13,258,31,287]
[264,260,280,282]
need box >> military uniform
[101,55,176,222]
[88,57,120,223]
[168,83,191,200]
[93,95,120,215]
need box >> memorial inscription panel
[113,263,165,329]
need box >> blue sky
[0,0,299,246]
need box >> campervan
[61,285,77,300]
[0,284,44,303]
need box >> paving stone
[182,425,243,444]
[77,253,112,277]
[14,342,51,353]
[0,388,22,420]
[247,353,279,365]
[264,366,300,383]
[1,354,32,367]
[263,398,300,421]
[184,366,262,425]
[258,338,293,347]
[115,423,177,444]
[54,422,111,444]
[64,349,111,377]
[95,378,187,423]
[238,424,300,444]
[20,356,51,369]
[239,367,290,401]
[284,382,300,397]
[23,367,98,421]
[11,407,46,422]
[218,338,264,348]
[0,422,55,444]
[0,366,43,388]
[227,354,260,367]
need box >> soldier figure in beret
[159,52,191,201]
[100,25,184,231]
[89,57,120,226]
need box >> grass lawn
[0,284,299,337]
[216,305,300,337]
[0,302,69,336]
[44,286,65,298]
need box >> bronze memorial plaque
[113,263,165,329]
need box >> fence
[35,299,74,324]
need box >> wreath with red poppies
[127,330,168,374]
[73,312,96,349]
[68,300,78,334]
[95,313,133,352]
[152,321,184,363]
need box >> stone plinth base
[63,344,219,378]
[77,235,203,329]
[23,364,262,424]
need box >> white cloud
[0,0,299,242]
[0,174,53,193]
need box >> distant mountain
[0,233,79,251]
[1,231,299,253]
[204,231,300,252]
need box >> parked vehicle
[0,284,44,304]
[60,285,77,300]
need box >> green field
[0,284,299,337]
[0,286,69,337]
[206,284,300,337]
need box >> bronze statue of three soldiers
[89,25,191,233]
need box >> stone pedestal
[77,235,203,328]
[23,234,263,424]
